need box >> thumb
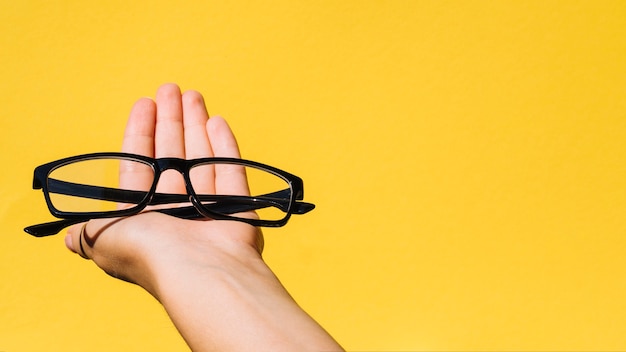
[65,222,91,260]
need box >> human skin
[65,83,343,351]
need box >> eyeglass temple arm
[23,207,205,238]
[24,198,315,238]
[25,181,314,237]
[46,178,311,211]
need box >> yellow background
[1,1,625,350]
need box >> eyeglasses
[24,152,315,237]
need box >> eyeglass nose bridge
[152,157,199,194]
[155,157,190,174]
[148,158,193,205]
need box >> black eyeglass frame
[25,152,314,237]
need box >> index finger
[119,97,157,194]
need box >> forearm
[151,244,343,351]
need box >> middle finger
[154,84,186,193]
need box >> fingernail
[65,234,76,253]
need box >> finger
[182,90,213,159]
[65,223,91,260]
[154,84,186,193]
[155,83,185,158]
[119,98,157,199]
[207,117,250,196]
[121,97,156,157]
[182,90,215,194]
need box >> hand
[64,84,342,351]
[66,83,262,288]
